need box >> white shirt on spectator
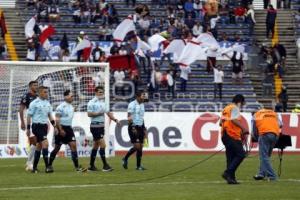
[62,55,70,62]
[213,68,224,83]
[193,2,203,10]
[93,71,105,86]
[167,73,174,86]
[138,18,150,30]
[180,66,191,80]
[26,48,36,60]
[210,16,220,29]
[114,70,125,86]
[192,24,203,36]
[246,9,256,23]
[206,48,218,57]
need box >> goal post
[0,61,113,157]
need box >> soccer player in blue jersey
[122,90,147,170]
[87,86,119,172]
[48,90,86,172]
[27,86,55,173]
[19,81,38,171]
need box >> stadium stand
[1,0,300,141]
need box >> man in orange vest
[252,108,282,181]
[220,94,249,184]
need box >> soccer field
[0,154,299,200]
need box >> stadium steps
[248,9,300,111]
[1,8,26,60]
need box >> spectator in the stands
[114,69,126,98]
[264,0,270,9]
[179,65,191,92]
[108,4,119,25]
[193,0,203,21]
[61,49,70,62]
[245,4,256,36]
[26,40,37,61]
[48,3,60,22]
[205,26,217,73]
[110,41,120,55]
[192,21,203,36]
[92,43,105,62]
[184,0,195,18]
[37,1,49,22]
[234,4,246,23]
[126,0,136,7]
[185,14,195,30]
[266,4,277,39]
[231,51,244,82]
[0,41,7,60]
[278,86,288,112]
[166,69,175,99]
[90,6,101,24]
[210,15,220,39]
[273,43,286,67]
[154,65,162,92]
[76,31,85,61]
[213,64,224,100]
[73,7,81,23]
[26,0,37,8]
[138,15,151,40]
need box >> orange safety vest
[254,109,280,136]
[221,104,242,140]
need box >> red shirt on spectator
[234,7,245,16]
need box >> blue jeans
[257,133,278,180]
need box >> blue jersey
[27,97,53,124]
[128,100,145,126]
[55,101,74,126]
[87,97,109,124]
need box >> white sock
[27,145,36,165]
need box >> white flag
[113,16,135,42]
[176,38,202,66]
[164,39,186,62]
[148,34,166,52]
[196,33,220,49]
[25,16,36,39]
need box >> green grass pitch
[0,154,299,200]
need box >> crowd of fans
[0,0,292,108]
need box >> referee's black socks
[42,148,49,167]
[33,150,41,170]
[71,151,79,168]
[124,147,136,160]
[99,148,107,166]
[90,149,97,167]
[49,148,59,166]
[136,149,143,168]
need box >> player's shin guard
[71,151,79,168]
[27,145,36,166]
[33,150,41,170]
[99,148,107,166]
[124,147,136,160]
[49,149,59,166]
[90,149,97,167]
[136,149,143,168]
[42,148,49,167]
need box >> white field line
[0,179,299,191]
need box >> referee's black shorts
[54,126,76,145]
[90,123,105,141]
[32,123,48,143]
[128,124,145,144]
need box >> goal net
[0,61,111,156]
